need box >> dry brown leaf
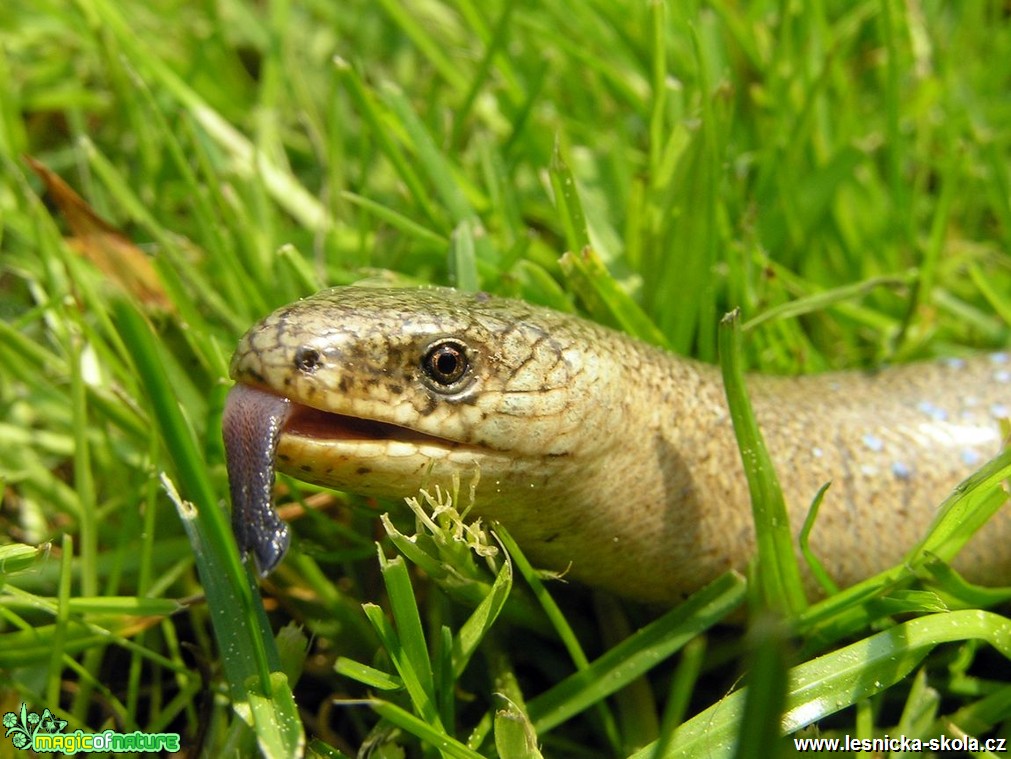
[25,155,173,312]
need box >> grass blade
[631,610,1011,759]
[527,572,746,733]
[718,309,807,616]
[115,301,303,755]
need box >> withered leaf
[25,155,173,312]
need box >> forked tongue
[222,384,293,574]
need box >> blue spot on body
[891,461,912,479]
[961,449,983,467]
[995,370,1011,384]
[916,400,948,421]
[991,403,1010,419]
[943,357,967,370]
[811,446,824,458]
[990,352,1009,364]
[862,434,884,452]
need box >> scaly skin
[227,286,1011,603]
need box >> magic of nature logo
[3,703,180,754]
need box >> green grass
[3,1,1011,756]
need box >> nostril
[293,347,322,373]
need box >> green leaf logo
[3,704,67,750]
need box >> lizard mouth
[283,401,455,446]
[221,383,463,575]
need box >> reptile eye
[422,340,469,387]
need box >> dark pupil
[426,342,467,385]
[435,350,458,376]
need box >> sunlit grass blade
[84,0,332,235]
[452,559,512,678]
[493,524,591,671]
[911,447,1011,564]
[718,310,807,616]
[630,610,1011,759]
[365,698,483,759]
[741,273,916,333]
[340,191,449,248]
[791,451,1011,639]
[335,658,404,692]
[382,84,481,231]
[649,636,707,759]
[797,483,839,596]
[450,221,480,292]
[333,57,441,227]
[0,543,49,578]
[548,140,590,256]
[527,571,746,734]
[114,300,302,755]
[246,672,305,759]
[918,557,1011,608]
[559,246,671,349]
[895,669,940,743]
[0,621,160,669]
[494,522,621,751]
[376,551,436,712]
[731,616,790,759]
[372,0,467,94]
[494,696,543,759]
[0,592,182,617]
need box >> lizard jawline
[283,400,462,448]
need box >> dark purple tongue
[222,384,293,574]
